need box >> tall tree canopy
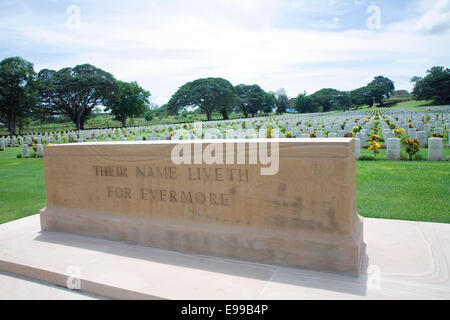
[38,64,116,130]
[412,66,450,103]
[350,86,373,107]
[366,76,395,105]
[274,88,289,114]
[0,57,39,135]
[262,92,277,114]
[235,84,266,117]
[104,81,150,127]
[309,88,343,112]
[167,78,235,121]
[295,92,317,113]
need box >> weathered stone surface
[416,131,427,147]
[22,145,29,158]
[40,139,364,275]
[354,138,360,159]
[428,138,443,161]
[387,138,400,161]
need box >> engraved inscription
[94,166,128,177]
[140,188,231,206]
[95,165,247,207]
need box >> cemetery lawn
[356,161,449,223]
[0,146,449,224]
[0,147,46,224]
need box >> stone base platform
[0,215,449,300]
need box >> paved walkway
[0,215,449,299]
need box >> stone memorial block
[354,138,360,159]
[387,138,400,161]
[428,138,443,161]
[434,128,443,135]
[36,144,44,158]
[40,139,364,275]
[416,131,427,147]
[22,144,29,158]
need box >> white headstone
[428,138,442,161]
[387,138,400,161]
[36,144,44,158]
[22,145,29,158]
[354,138,360,160]
[416,131,427,147]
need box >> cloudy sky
[1,0,449,105]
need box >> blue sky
[1,0,449,105]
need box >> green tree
[309,88,343,112]
[351,86,373,107]
[105,81,150,127]
[412,66,450,103]
[168,78,235,121]
[366,76,395,105]
[235,84,265,117]
[331,92,352,110]
[295,92,318,113]
[38,64,116,130]
[274,88,289,114]
[0,57,39,135]
[262,92,277,114]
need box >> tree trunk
[206,110,212,121]
[121,115,127,128]
[221,108,229,120]
[7,116,16,136]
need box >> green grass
[0,147,46,224]
[356,161,449,223]
[389,100,436,112]
[0,145,449,225]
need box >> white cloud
[415,0,450,34]
[0,0,449,100]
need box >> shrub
[344,132,354,138]
[389,123,396,130]
[368,140,381,157]
[394,128,406,137]
[16,154,22,158]
[400,150,409,161]
[432,133,443,138]
[404,138,420,161]
[285,131,293,138]
[413,154,425,161]
[358,155,375,161]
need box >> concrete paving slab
[0,271,104,300]
[0,215,449,300]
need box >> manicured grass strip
[0,147,46,224]
[0,146,449,225]
[356,161,449,223]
